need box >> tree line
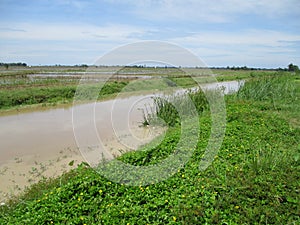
[0,62,27,68]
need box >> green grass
[143,89,208,127]
[236,72,296,102]
[211,69,283,81]
[0,81,129,110]
[0,67,284,112]
[0,73,299,224]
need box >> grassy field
[0,66,285,112]
[0,72,299,224]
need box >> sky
[0,0,300,68]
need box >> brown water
[0,94,164,200]
[0,80,243,202]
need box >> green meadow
[0,68,299,224]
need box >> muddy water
[0,95,157,165]
[0,80,243,201]
[0,93,163,201]
[200,80,244,95]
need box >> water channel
[0,80,244,201]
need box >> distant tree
[288,63,299,72]
[0,62,27,68]
[78,64,88,68]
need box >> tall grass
[235,73,297,107]
[234,73,299,171]
[143,89,208,127]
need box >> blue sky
[0,0,300,68]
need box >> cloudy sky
[0,0,299,68]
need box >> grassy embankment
[0,72,299,224]
[0,66,123,111]
[0,66,283,112]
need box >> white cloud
[0,22,151,64]
[0,22,148,42]
[104,0,300,22]
[168,29,300,67]
[1,0,299,67]
[171,29,300,49]
[1,25,299,67]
